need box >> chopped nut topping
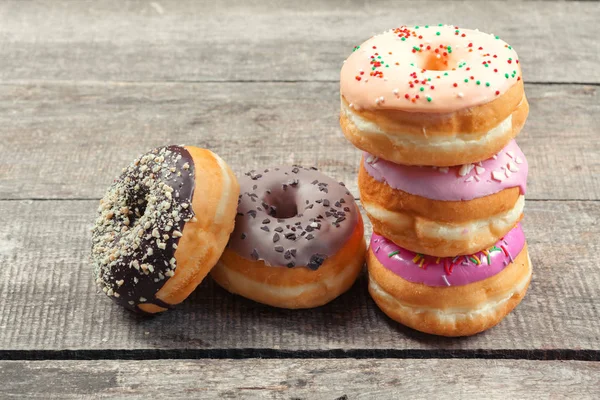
[91,146,196,312]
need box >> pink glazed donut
[340,25,529,166]
[367,224,532,337]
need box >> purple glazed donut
[211,166,367,309]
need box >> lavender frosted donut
[363,140,527,201]
[359,140,528,257]
[212,166,366,309]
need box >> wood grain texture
[0,199,598,353]
[1,359,599,399]
[0,0,598,83]
[0,82,598,200]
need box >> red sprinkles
[350,25,521,105]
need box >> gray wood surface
[0,0,597,83]
[0,199,598,353]
[1,359,598,399]
[0,0,599,396]
[0,82,598,200]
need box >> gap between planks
[0,348,599,362]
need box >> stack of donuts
[340,25,532,336]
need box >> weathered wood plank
[0,82,598,200]
[0,0,598,83]
[1,359,599,399]
[0,199,598,352]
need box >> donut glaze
[370,224,525,287]
[228,166,358,269]
[363,139,528,201]
[92,146,195,311]
[341,25,522,112]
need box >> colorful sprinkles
[406,242,516,274]
[370,225,526,288]
[346,24,521,105]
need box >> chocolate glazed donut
[92,145,239,313]
[212,166,366,309]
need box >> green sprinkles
[436,32,441,36]
[486,82,490,87]
[388,251,400,258]
[464,78,469,82]
[401,37,406,41]
[505,73,509,78]
[426,96,432,102]
[476,80,481,85]
[420,87,425,91]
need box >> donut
[211,166,366,309]
[359,140,528,257]
[91,145,239,314]
[367,224,531,336]
[340,25,529,166]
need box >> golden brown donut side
[340,89,529,167]
[367,244,531,337]
[139,148,240,313]
[345,79,525,136]
[211,212,366,309]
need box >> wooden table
[0,1,599,398]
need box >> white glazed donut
[340,25,528,166]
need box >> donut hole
[125,191,148,226]
[132,198,147,222]
[263,189,299,219]
[419,51,457,71]
[273,202,298,219]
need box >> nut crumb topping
[91,145,195,312]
